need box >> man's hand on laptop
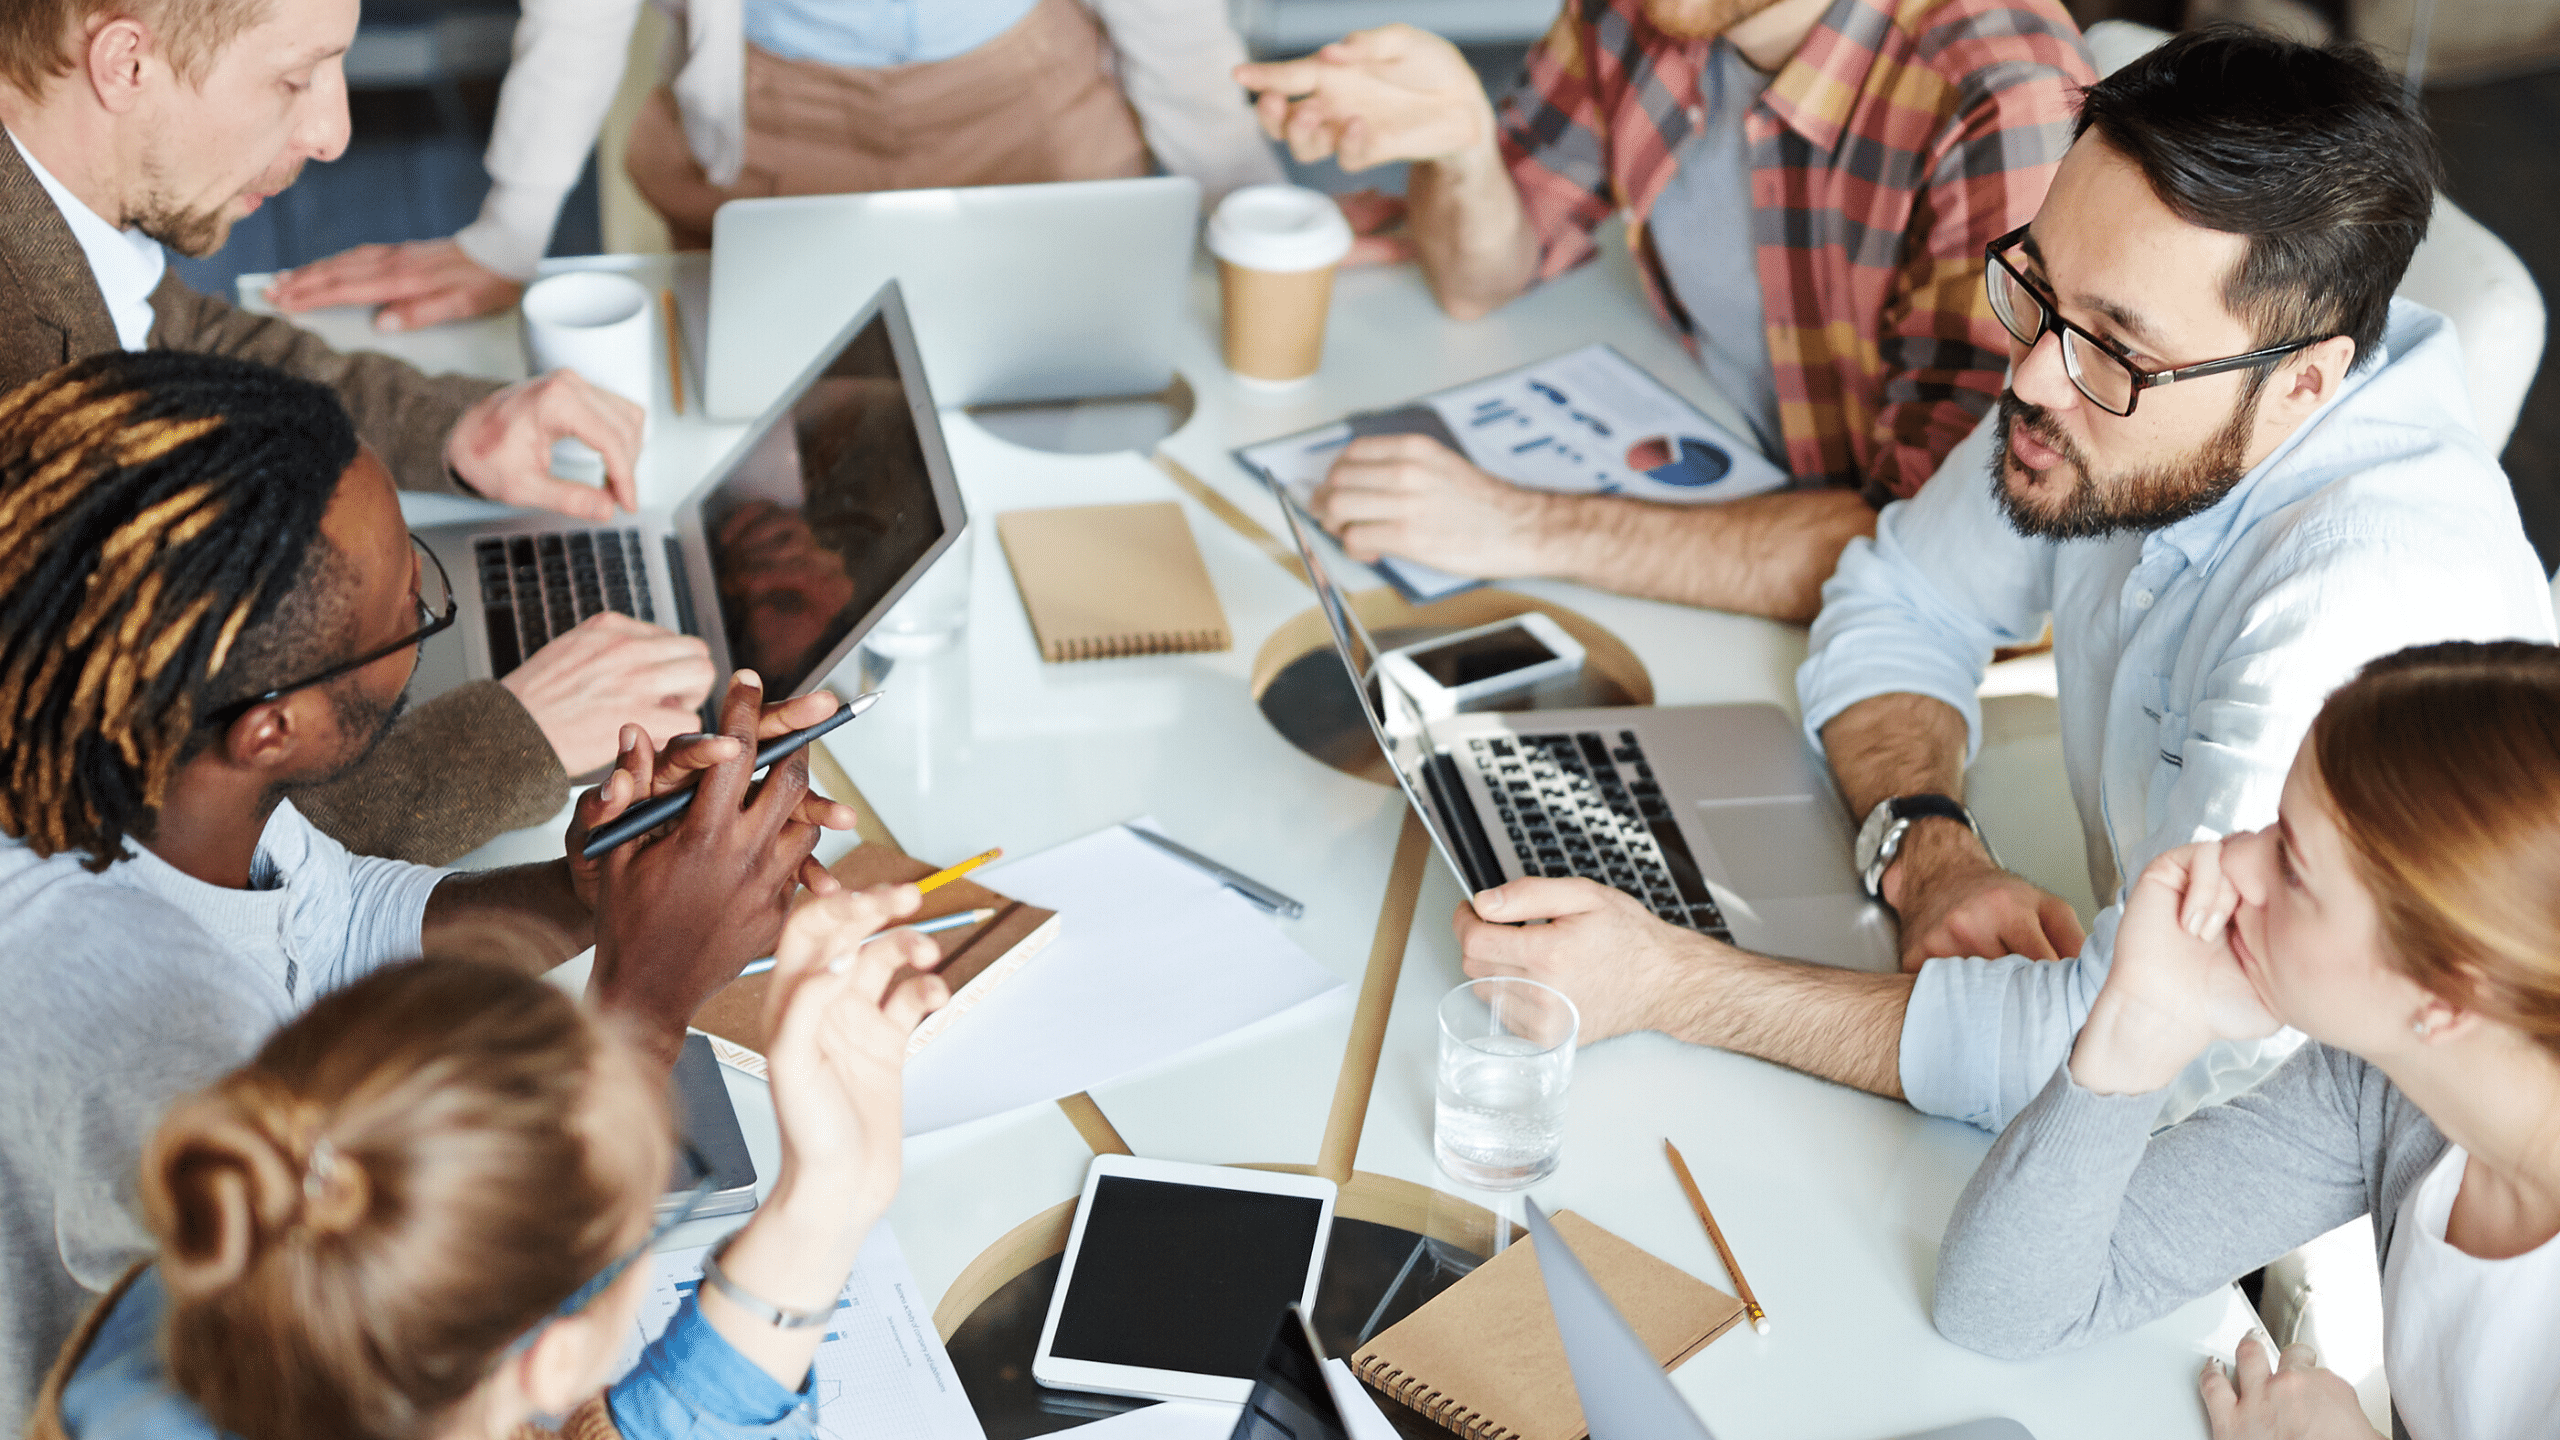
[445,371,644,521]
[1235,25,1494,171]
[1881,819,2086,971]
[1310,433,1552,577]
[501,613,715,775]
[266,238,524,330]
[1454,877,1708,1043]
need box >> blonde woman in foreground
[26,886,945,1440]
[1934,640,2560,1438]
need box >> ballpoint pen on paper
[1665,1139,1769,1334]
[735,907,997,978]
[1123,825,1305,919]
[915,847,1003,895]
[579,693,879,859]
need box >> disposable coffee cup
[522,271,653,483]
[1205,185,1354,389]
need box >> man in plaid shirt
[1237,0,2092,620]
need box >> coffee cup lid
[1206,185,1354,272]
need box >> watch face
[1854,800,1899,875]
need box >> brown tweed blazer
[0,139,566,864]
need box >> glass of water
[1434,977,1578,1190]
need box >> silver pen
[1125,825,1305,919]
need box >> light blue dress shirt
[743,0,1040,68]
[57,1269,811,1440]
[1798,298,2557,1133]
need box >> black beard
[1990,378,2265,541]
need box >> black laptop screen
[697,310,944,695]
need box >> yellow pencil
[1665,1139,1769,1334]
[915,847,1002,895]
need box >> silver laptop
[1272,494,1895,970]
[1524,1201,2035,1440]
[704,175,1201,420]
[412,280,966,715]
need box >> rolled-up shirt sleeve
[1796,416,2050,763]
[608,1293,814,1440]
[1901,907,2305,1133]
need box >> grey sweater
[0,806,442,1431]
[1934,1043,2452,1436]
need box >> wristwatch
[1854,794,1992,902]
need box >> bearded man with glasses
[1449,28,2559,1136]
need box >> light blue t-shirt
[744,0,1040,68]
[1646,40,1782,459]
[58,1269,810,1440]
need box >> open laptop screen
[697,307,946,696]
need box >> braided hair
[0,350,357,869]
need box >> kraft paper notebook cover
[1349,1210,1742,1440]
[997,501,1231,661]
[693,845,1062,1075]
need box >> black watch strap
[1890,793,1972,828]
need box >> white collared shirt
[7,128,165,351]
[1797,298,2558,1133]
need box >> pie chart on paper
[1626,435,1734,488]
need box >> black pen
[580,692,881,859]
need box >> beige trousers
[625,0,1151,249]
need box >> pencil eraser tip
[1752,1317,1771,1335]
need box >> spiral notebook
[997,502,1231,662]
[1348,1211,1742,1440]
[691,844,1062,1072]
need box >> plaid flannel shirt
[1498,0,2093,502]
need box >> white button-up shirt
[6,129,164,351]
[1797,298,2557,1133]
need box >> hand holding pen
[573,673,868,1061]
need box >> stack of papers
[901,823,1344,1135]
[1056,1359,1404,1438]
[627,1224,983,1440]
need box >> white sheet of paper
[1238,343,1786,604]
[901,821,1344,1134]
[1321,1358,1406,1440]
[626,1223,984,1440]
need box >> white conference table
[280,234,2249,1440]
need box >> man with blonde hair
[0,0,717,863]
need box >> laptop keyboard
[472,531,657,678]
[1465,730,1730,938]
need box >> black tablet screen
[1050,1177,1326,1380]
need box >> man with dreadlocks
[0,0,720,865]
[0,350,869,1428]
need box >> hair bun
[144,1094,307,1297]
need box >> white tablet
[1032,1155,1339,1404]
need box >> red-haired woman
[26,886,946,1440]
[1935,641,2560,1438]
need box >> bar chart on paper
[625,1224,987,1440]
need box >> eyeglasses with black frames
[1983,224,2336,418]
[196,534,455,731]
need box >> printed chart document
[628,1224,984,1440]
[901,820,1344,1134]
[1234,343,1787,605]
